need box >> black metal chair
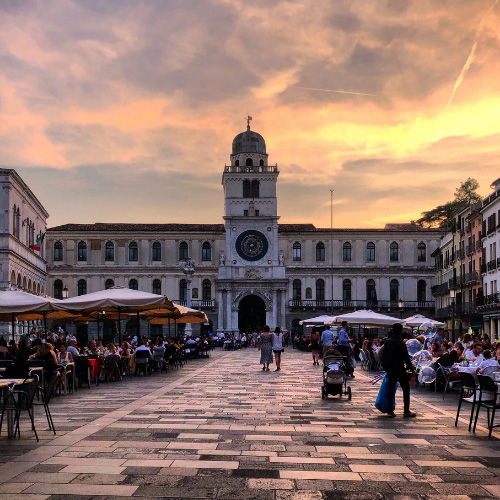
[455,372,478,431]
[0,375,40,441]
[134,350,152,375]
[74,356,91,388]
[4,363,30,379]
[473,375,500,437]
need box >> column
[217,290,224,332]
[280,289,286,330]
[226,290,232,332]
[272,290,278,329]
[185,275,192,335]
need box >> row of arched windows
[234,158,265,167]
[291,241,427,262]
[292,279,427,302]
[54,241,213,262]
[10,270,44,296]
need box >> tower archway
[238,294,266,333]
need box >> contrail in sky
[292,86,377,97]
[447,0,498,108]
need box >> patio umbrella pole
[11,312,15,342]
[118,307,122,344]
[43,312,47,336]
[136,312,140,340]
[147,319,150,338]
[97,313,100,341]
[168,316,171,337]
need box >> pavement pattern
[0,347,500,500]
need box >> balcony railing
[431,282,449,295]
[224,165,278,173]
[176,300,216,308]
[476,292,500,312]
[476,240,483,251]
[487,260,497,272]
[466,243,474,256]
[288,299,435,310]
[436,306,452,319]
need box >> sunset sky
[1,0,500,229]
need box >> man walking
[337,321,354,378]
[381,323,416,418]
[321,327,334,358]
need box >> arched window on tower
[243,180,251,198]
[77,279,87,296]
[251,180,260,198]
[316,242,325,262]
[235,159,239,166]
[246,157,253,167]
[259,159,264,166]
[293,279,302,300]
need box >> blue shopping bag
[375,374,398,413]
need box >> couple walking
[259,326,284,371]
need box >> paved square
[1,348,499,499]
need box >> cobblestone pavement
[1,347,500,500]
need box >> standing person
[310,327,321,365]
[381,323,416,418]
[259,325,274,371]
[337,321,354,377]
[252,330,258,347]
[321,327,334,358]
[272,327,284,371]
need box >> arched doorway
[238,295,266,333]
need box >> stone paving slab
[1,348,500,499]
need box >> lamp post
[181,258,195,336]
[449,288,456,342]
[62,286,69,299]
[398,298,403,319]
[330,189,334,314]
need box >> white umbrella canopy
[299,315,336,326]
[324,309,403,327]
[403,314,446,328]
[52,287,178,314]
[0,289,53,316]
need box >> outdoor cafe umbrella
[403,314,446,329]
[324,309,404,328]
[0,289,58,340]
[141,305,208,337]
[52,287,179,343]
[299,314,336,326]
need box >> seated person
[433,348,459,369]
[67,338,80,358]
[464,343,484,364]
[152,338,166,370]
[119,341,131,375]
[102,344,120,381]
[476,349,499,374]
[84,340,100,358]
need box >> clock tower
[217,118,287,333]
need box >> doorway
[238,294,266,333]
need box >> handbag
[375,373,398,413]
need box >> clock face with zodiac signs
[235,230,269,261]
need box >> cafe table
[61,362,75,394]
[0,378,24,437]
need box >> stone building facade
[45,125,442,340]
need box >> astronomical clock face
[235,230,269,261]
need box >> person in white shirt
[465,343,484,364]
[476,350,499,374]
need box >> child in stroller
[322,348,352,400]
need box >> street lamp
[398,298,403,319]
[181,258,195,336]
[62,286,69,299]
[449,288,456,342]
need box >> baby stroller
[322,350,351,400]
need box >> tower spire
[246,115,252,131]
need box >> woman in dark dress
[310,327,320,365]
[259,325,274,371]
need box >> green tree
[417,178,481,228]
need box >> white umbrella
[324,309,403,327]
[403,314,446,328]
[0,289,57,340]
[299,314,337,326]
[53,287,179,342]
